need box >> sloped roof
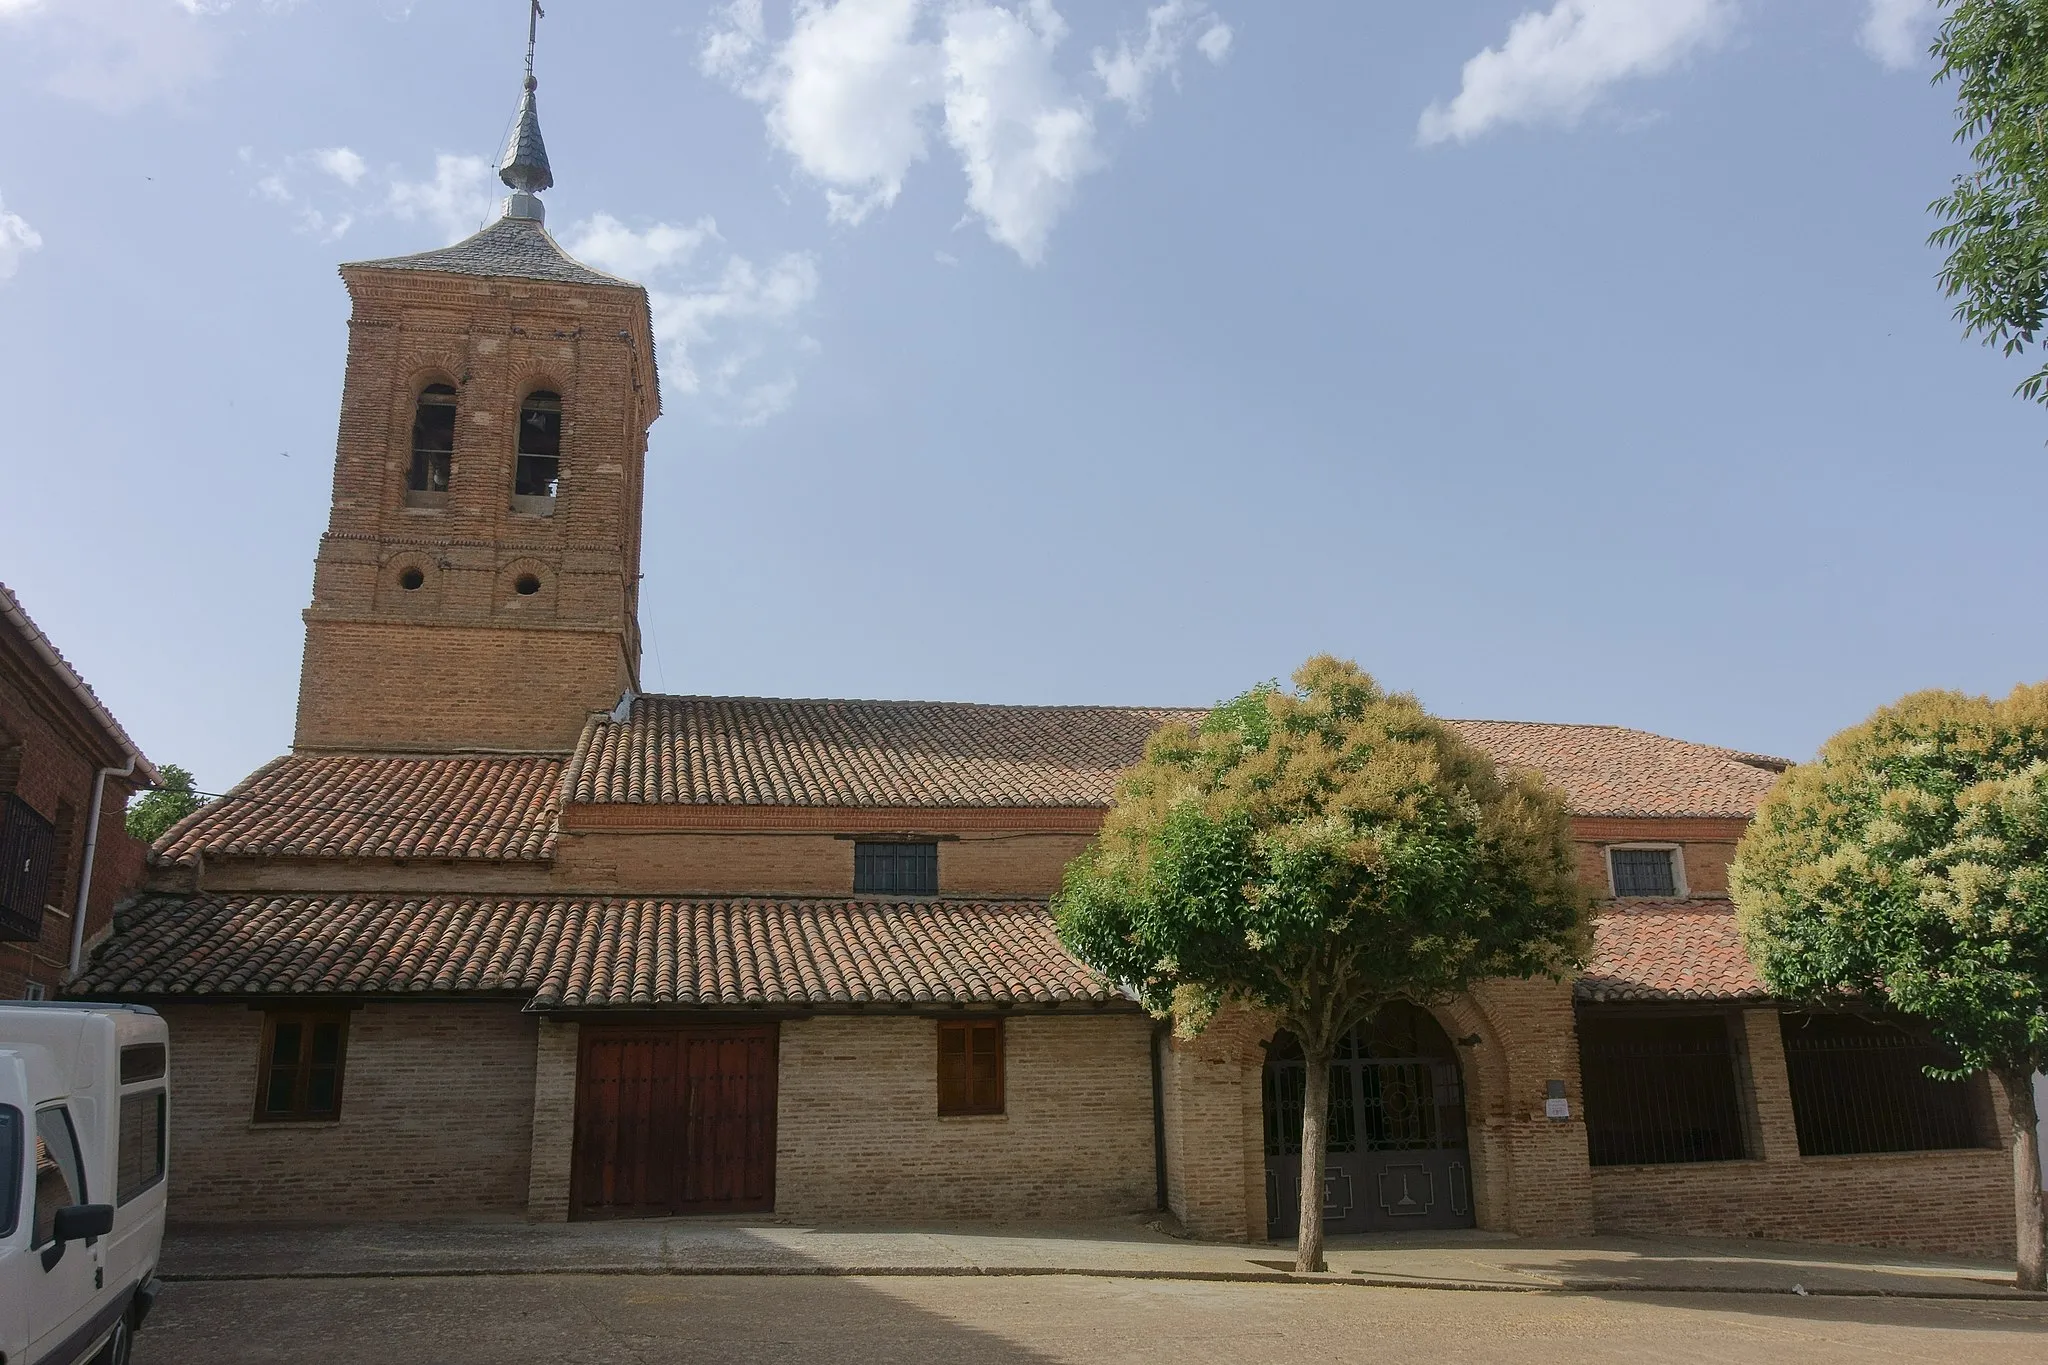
[1575,901,1768,1003]
[155,754,562,865]
[345,216,635,290]
[0,581,157,782]
[74,894,1121,1010]
[1446,720,1782,819]
[560,695,1782,820]
[565,695,1201,809]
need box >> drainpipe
[1150,1020,1169,1212]
[68,753,138,978]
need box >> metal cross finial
[525,1,545,87]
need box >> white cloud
[0,193,44,284]
[386,154,498,245]
[704,0,1230,264]
[312,146,367,188]
[1860,0,1937,71]
[1418,0,1735,146]
[565,215,822,426]
[943,1,1099,265]
[0,0,243,112]
[1093,0,1231,119]
[706,0,942,225]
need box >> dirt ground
[133,1272,2048,1364]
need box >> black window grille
[0,794,56,942]
[1261,1006,1465,1158]
[1578,1012,1747,1165]
[1780,1012,1984,1156]
[1610,847,1678,897]
[854,841,938,895]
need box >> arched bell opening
[1261,1001,1475,1237]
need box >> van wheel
[90,1310,135,1365]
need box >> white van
[0,1004,167,1365]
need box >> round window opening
[515,574,542,596]
[399,567,425,591]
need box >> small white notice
[1544,1097,1571,1120]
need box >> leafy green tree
[1931,1,2048,409]
[1732,687,2048,1289]
[1053,657,1586,1271]
[126,764,206,847]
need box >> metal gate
[1263,1002,1473,1237]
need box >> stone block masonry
[160,1002,539,1219]
[774,1012,1157,1222]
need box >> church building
[73,58,2020,1259]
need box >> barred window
[1609,847,1679,898]
[0,793,56,943]
[1780,1012,1985,1156]
[855,841,938,895]
[1578,1011,1748,1165]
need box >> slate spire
[498,1,553,221]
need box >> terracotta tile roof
[0,580,157,783]
[565,695,1202,808]
[155,754,563,865]
[1443,720,1783,819]
[75,894,1121,1010]
[560,696,1781,819]
[1575,901,1768,1003]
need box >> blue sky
[3,0,2042,795]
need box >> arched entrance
[1262,1002,1474,1237]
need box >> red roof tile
[565,695,1199,808]
[156,754,562,864]
[75,894,1121,1009]
[563,696,1784,819]
[1576,901,1768,1003]
[1446,721,1782,819]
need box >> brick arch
[374,547,446,613]
[494,556,556,618]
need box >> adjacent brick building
[1,581,156,998]
[70,76,2022,1259]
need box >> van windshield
[0,1106,18,1239]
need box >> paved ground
[133,1273,2048,1364]
[158,1217,2036,1298]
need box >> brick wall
[295,619,625,752]
[293,259,656,754]
[774,1012,1156,1221]
[0,637,148,999]
[1572,838,1739,898]
[158,1001,538,1219]
[551,829,1093,899]
[1588,1008,2017,1257]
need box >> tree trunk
[1295,1043,1332,1273]
[1993,1066,2045,1292]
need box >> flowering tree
[1733,685,2048,1289]
[1053,657,1585,1271]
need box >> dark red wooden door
[571,1024,777,1219]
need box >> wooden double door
[571,1023,778,1219]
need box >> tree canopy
[1931,1,2048,409]
[1731,684,2048,1287]
[126,764,206,846]
[1052,657,1586,1269]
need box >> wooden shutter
[937,1019,1004,1115]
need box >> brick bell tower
[295,29,659,754]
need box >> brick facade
[159,1002,538,1219]
[1,586,150,998]
[773,1013,1157,1222]
[294,261,656,753]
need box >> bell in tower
[294,12,660,754]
